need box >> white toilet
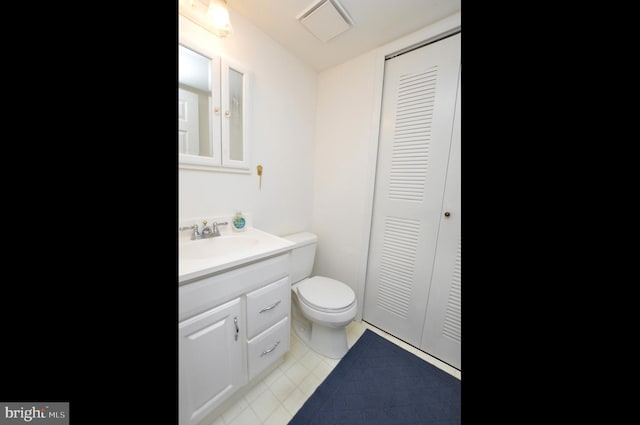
[283,232,357,359]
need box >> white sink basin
[180,235,260,260]
[179,227,295,283]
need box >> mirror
[178,44,217,158]
[179,42,249,172]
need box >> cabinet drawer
[247,316,290,381]
[180,253,290,321]
[246,277,291,339]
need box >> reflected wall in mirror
[178,41,250,172]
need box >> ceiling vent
[296,0,353,43]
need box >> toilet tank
[282,232,318,284]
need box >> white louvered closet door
[419,69,461,369]
[363,33,460,368]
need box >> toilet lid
[297,276,356,313]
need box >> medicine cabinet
[179,42,250,172]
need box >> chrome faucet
[201,220,214,238]
[180,220,229,240]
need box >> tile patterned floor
[207,320,461,425]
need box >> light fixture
[207,0,233,37]
[179,0,233,38]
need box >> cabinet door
[178,43,223,169]
[179,298,245,425]
[220,58,250,170]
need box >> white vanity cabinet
[179,253,291,425]
[179,298,244,425]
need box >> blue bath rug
[288,329,460,425]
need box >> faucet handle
[179,224,201,240]
[202,220,208,227]
[211,221,223,237]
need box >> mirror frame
[179,31,251,174]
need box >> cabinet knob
[444,212,451,217]
[225,110,231,118]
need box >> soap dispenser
[232,212,246,232]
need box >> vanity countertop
[178,227,295,284]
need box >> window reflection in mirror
[178,45,213,157]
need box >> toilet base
[310,323,349,359]
[293,318,349,359]
[291,298,350,359]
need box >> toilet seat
[297,276,356,313]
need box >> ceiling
[228,0,461,72]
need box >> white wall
[311,51,378,304]
[179,11,317,236]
